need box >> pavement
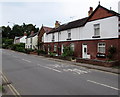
[2,49,120,95]
[43,56,120,74]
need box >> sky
[0,0,120,28]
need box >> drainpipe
[58,30,60,56]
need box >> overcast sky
[0,0,120,28]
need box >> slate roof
[27,32,38,38]
[48,17,88,34]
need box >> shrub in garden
[62,46,74,57]
[49,52,56,57]
[36,50,47,55]
[107,46,116,60]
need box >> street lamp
[8,22,16,26]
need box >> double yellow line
[1,72,21,97]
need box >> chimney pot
[88,7,93,16]
[55,21,60,28]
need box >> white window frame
[98,42,106,53]
[54,44,57,52]
[94,24,100,36]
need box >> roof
[48,17,88,34]
[14,36,24,40]
[38,26,52,36]
[43,26,53,34]
[27,32,38,38]
[87,5,120,22]
[48,4,120,34]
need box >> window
[94,24,100,37]
[52,33,55,41]
[98,42,105,53]
[67,29,71,40]
[70,43,75,51]
[54,44,57,52]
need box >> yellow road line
[2,76,17,97]
[1,71,21,97]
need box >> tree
[2,26,11,38]
[1,23,39,39]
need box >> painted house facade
[25,31,38,50]
[14,33,27,44]
[43,5,120,61]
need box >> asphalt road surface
[2,49,119,95]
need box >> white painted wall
[32,35,38,49]
[44,16,119,43]
[80,16,118,40]
[20,36,27,43]
[25,35,38,49]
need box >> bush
[49,52,56,57]
[11,43,25,52]
[36,50,47,55]
[25,48,34,54]
[107,46,116,59]
[2,38,14,49]
[62,46,74,57]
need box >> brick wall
[44,38,120,61]
[89,7,114,21]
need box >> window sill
[96,53,106,58]
[52,40,55,42]
[67,38,71,40]
[92,36,100,38]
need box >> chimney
[55,21,60,28]
[31,31,34,35]
[24,32,27,36]
[88,7,93,16]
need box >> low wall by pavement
[29,51,120,67]
[76,58,120,67]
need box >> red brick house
[38,26,52,50]
[43,4,120,62]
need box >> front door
[82,44,87,58]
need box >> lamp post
[8,22,15,25]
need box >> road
[2,49,119,95]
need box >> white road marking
[63,68,88,74]
[22,59,31,63]
[87,80,120,91]
[39,65,62,73]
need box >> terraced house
[25,31,38,50]
[43,4,120,61]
